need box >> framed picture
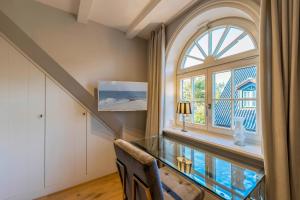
[98,81,147,111]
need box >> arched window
[181,26,256,69]
[177,20,259,136]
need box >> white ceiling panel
[90,0,151,32]
[36,0,80,14]
[35,0,197,38]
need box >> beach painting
[98,81,148,111]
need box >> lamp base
[181,115,188,132]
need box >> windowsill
[163,126,264,162]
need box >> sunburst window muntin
[181,25,257,69]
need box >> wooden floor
[37,173,123,200]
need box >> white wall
[0,0,148,137]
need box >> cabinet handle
[82,112,86,116]
[39,114,43,118]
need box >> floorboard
[37,173,122,200]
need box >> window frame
[177,68,208,130]
[176,17,260,142]
[177,18,258,74]
[206,59,259,139]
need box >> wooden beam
[126,0,161,39]
[77,0,94,23]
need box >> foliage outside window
[180,76,206,125]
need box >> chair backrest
[114,139,164,200]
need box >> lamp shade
[176,102,192,114]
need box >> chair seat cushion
[160,167,204,200]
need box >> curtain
[145,24,166,138]
[260,0,300,199]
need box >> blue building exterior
[214,66,256,132]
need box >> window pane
[213,100,232,128]
[197,33,208,56]
[183,57,203,68]
[213,71,231,99]
[234,66,257,99]
[193,101,206,125]
[215,158,231,188]
[182,147,192,160]
[218,27,243,54]
[193,151,205,175]
[234,100,256,132]
[219,35,255,59]
[181,78,192,100]
[193,76,205,100]
[180,112,192,123]
[211,27,226,54]
[188,44,205,60]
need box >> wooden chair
[114,139,204,200]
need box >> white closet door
[86,113,116,179]
[45,77,86,188]
[0,37,45,199]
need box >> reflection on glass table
[131,136,264,200]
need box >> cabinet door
[45,77,86,188]
[86,113,116,179]
[0,37,45,199]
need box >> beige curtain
[260,0,300,199]
[146,24,166,138]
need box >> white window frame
[177,68,208,130]
[176,17,260,142]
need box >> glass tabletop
[131,136,264,200]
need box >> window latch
[207,104,211,109]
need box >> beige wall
[0,0,148,136]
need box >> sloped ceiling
[35,0,197,38]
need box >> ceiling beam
[77,0,94,23]
[126,0,161,39]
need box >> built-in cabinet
[0,36,45,200]
[0,36,116,200]
[45,77,87,189]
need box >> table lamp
[176,101,192,132]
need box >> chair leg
[132,175,152,200]
[116,160,127,200]
[132,177,137,200]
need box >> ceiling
[35,0,198,38]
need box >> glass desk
[131,136,264,200]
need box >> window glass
[188,44,205,60]
[181,78,192,101]
[234,66,256,98]
[177,24,258,137]
[183,57,203,68]
[215,158,231,188]
[179,75,206,125]
[213,100,232,129]
[211,27,226,53]
[193,76,205,100]
[181,26,256,69]
[211,66,257,132]
[194,102,206,124]
[197,34,209,56]
[213,71,231,99]
[217,27,243,55]
[193,151,205,175]
[219,35,255,58]
[233,66,257,133]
